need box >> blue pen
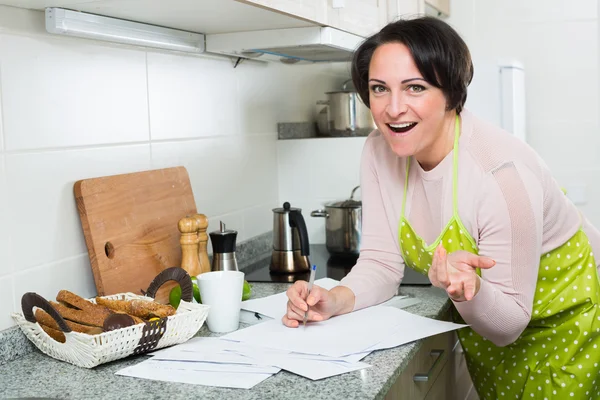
[303,264,317,327]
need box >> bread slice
[96,297,176,319]
[35,309,103,335]
[49,301,107,328]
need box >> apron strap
[452,115,461,217]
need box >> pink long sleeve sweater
[339,109,600,346]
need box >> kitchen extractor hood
[205,26,365,63]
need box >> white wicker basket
[12,268,210,368]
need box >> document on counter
[364,309,467,352]
[116,359,274,389]
[143,336,370,381]
[225,306,415,357]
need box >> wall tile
[0,275,14,331]
[12,254,97,308]
[528,120,600,173]
[0,34,149,150]
[0,61,3,153]
[277,137,365,203]
[151,135,278,218]
[5,144,152,271]
[0,155,12,277]
[242,203,277,243]
[147,52,239,140]
[517,21,597,122]
[236,62,348,135]
[550,169,600,228]
[277,140,314,202]
[307,138,365,199]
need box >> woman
[283,16,600,399]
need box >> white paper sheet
[116,360,273,389]
[223,306,412,357]
[144,359,280,374]
[364,309,467,351]
[259,354,371,380]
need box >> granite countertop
[0,281,450,400]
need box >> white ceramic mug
[196,270,244,333]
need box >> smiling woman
[283,16,600,400]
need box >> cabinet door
[385,332,453,400]
[328,0,388,37]
[425,0,449,16]
[450,334,476,400]
[423,360,451,400]
[387,0,425,22]
[236,0,328,24]
[238,0,387,37]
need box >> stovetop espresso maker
[270,202,311,274]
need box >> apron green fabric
[398,116,600,399]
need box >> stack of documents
[116,278,466,389]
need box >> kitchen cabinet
[387,0,425,21]
[387,0,450,21]
[240,0,388,37]
[0,0,390,40]
[384,311,475,400]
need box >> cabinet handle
[413,349,444,382]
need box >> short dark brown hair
[351,16,473,114]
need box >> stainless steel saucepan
[316,80,376,136]
[311,186,362,257]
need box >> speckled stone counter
[0,282,450,400]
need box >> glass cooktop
[243,244,431,285]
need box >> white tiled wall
[0,6,347,331]
[446,0,600,225]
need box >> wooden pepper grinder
[193,213,211,274]
[178,216,201,277]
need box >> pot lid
[328,198,362,208]
[273,201,302,214]
[327,185,361,208]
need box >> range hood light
[45,7,206,54]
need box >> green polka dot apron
[398,116,600,399]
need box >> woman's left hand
[428,245,496,302]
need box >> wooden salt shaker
[193,214,211,275]
[178,216,201,277]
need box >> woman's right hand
[282,281,339,328]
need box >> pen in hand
[303,264,317,327]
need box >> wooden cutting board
[74,166,198,303]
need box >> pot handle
[350,185,360,199]
[310,209,329,218]
[342,79,354,91]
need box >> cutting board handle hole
[105,242,115,259]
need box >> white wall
[446,0,599,224]
[0,5,348,331]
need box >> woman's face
[368,42,454,164]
